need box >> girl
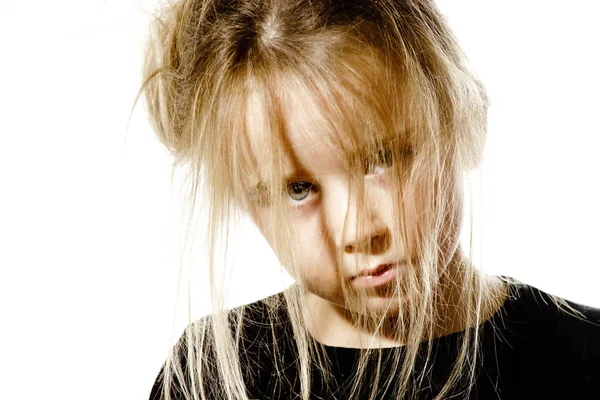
[141,0,600,399]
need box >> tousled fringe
[137,1,518,399]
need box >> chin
[361,295,403,316]
[306,282,407,319]
[334,290,404,318]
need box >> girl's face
[244,84,463,318]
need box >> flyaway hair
[139,0,500,399]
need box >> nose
[327,181,391,255]
[344,226,391,254]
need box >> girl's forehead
[243,74,407,180]
[245,98,336,183]
[243,85,340,181]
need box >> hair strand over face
[138,1,505,399]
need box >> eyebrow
[250,172,314,192]
[246,181,270,205]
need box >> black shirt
[150,279,600,399]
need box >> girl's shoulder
[482,277,600,398]
[149,292,290,400]
[497,276,600,339]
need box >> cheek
[411,177,463,266]
[378,175,420,257]
[292,218,331,272]
[288,218,346,301]
[253,209,338,282]
[392,176,441,263]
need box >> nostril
[369,232,391,254]
[344,230,391,254]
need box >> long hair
[140,0,496,399]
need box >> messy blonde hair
[140,0,497,399]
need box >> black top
[150,279,600,399]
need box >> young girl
[141,0,600,399]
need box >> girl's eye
[364,148,394,174]
[287,181,316,201]
[363,147,413,175]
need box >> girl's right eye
[286,181,317,202]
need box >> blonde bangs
[141,1,495,399]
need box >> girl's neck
[304,255,508,349]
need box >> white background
[1,1,598,399]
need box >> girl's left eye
[286,181,316,201]
[364,148,394,174]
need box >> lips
[352,260,403,279]
[353,263,394,279]
[350,261,405,289]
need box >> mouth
[350,261,405,289]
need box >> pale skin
[244,77,507,349]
